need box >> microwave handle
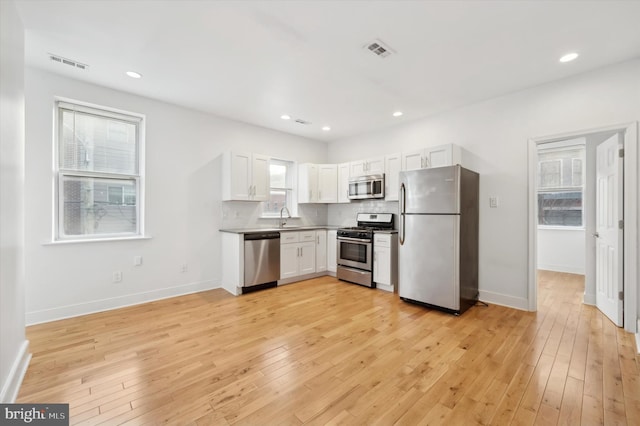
[399,183,406,245]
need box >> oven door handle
[337,236,371,243]
[399,182,406,245]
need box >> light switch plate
[489,196,499,208]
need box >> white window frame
[261,158,298,218]
[54,98,146,242]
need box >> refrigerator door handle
[399,183,406,245]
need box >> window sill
[44,235,152,246]
[537,226,585,231]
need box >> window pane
[61,175,137,237]
[263,190,288,216]
[572,158,583,186]
[60,109,138,175]
[538,192,582,226]
[539,160,561,188]
[270,164,287,188]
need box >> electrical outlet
[112,271,122,283]
[134,256,142,266]
[181,264,188,273]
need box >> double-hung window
[262,159,295,217]
[55,100,144,240]
[537,144,585,227]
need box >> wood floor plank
[558,376,583,425]
[16,272,639,425]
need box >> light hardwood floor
[18,271,640,425]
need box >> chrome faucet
[279,206,291,228]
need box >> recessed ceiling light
[322,126,331,131]
[393,111,403,117]
[559,52,579,63]
[281,114,291,120]
[126,71,142,79]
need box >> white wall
[328,59,640,310]
[24,67,327,324]
[537,228,585,274]
[0,0,30,402]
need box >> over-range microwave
[348,174,385,200]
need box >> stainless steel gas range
[337,213,394,288]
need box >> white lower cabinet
[315,230,327,272]
[373,233,398,291]
[280,231,316,279]
[280,243,300,279]
[327,230,337,273]
[299,242,316,275]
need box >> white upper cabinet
[401,149,425,171]
[426,144,461,168]
[251,154,270,201]
[298,163,319,203]
[222,151,270,201]
[350,156,385,177]
[367,156,385,174]
[298,163,337,203]
[317,164,338,203]
[384,153,401,201]
[401,144,462,171]
[349,160,366,177]
[337,162,350,204]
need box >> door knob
[593,232,600,238]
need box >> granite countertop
[219,225,340,234]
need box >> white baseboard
[0,340,31,403]
[376,283,394,293]
[537,264,585,275]
[583,292,596,305]
[26,280,219,325]
[636,320,640,355]
[278,271,326,286]
[478,290,529,311]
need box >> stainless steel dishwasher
[243,232,280,293]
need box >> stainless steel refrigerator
[398,165,479,315]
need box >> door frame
[527,122,638,333]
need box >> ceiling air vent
[49,53,88,70]
[364,39,395,58]
[294,118,311,125]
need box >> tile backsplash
[219,200,398,229]
[220,201,329,229]
[327,201,399,227]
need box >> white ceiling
[15,0,640,142]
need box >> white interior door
[596,133,623,326]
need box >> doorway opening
[536,140,587,316]
[528,122,638,333]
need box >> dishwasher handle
[244,232,280,241]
